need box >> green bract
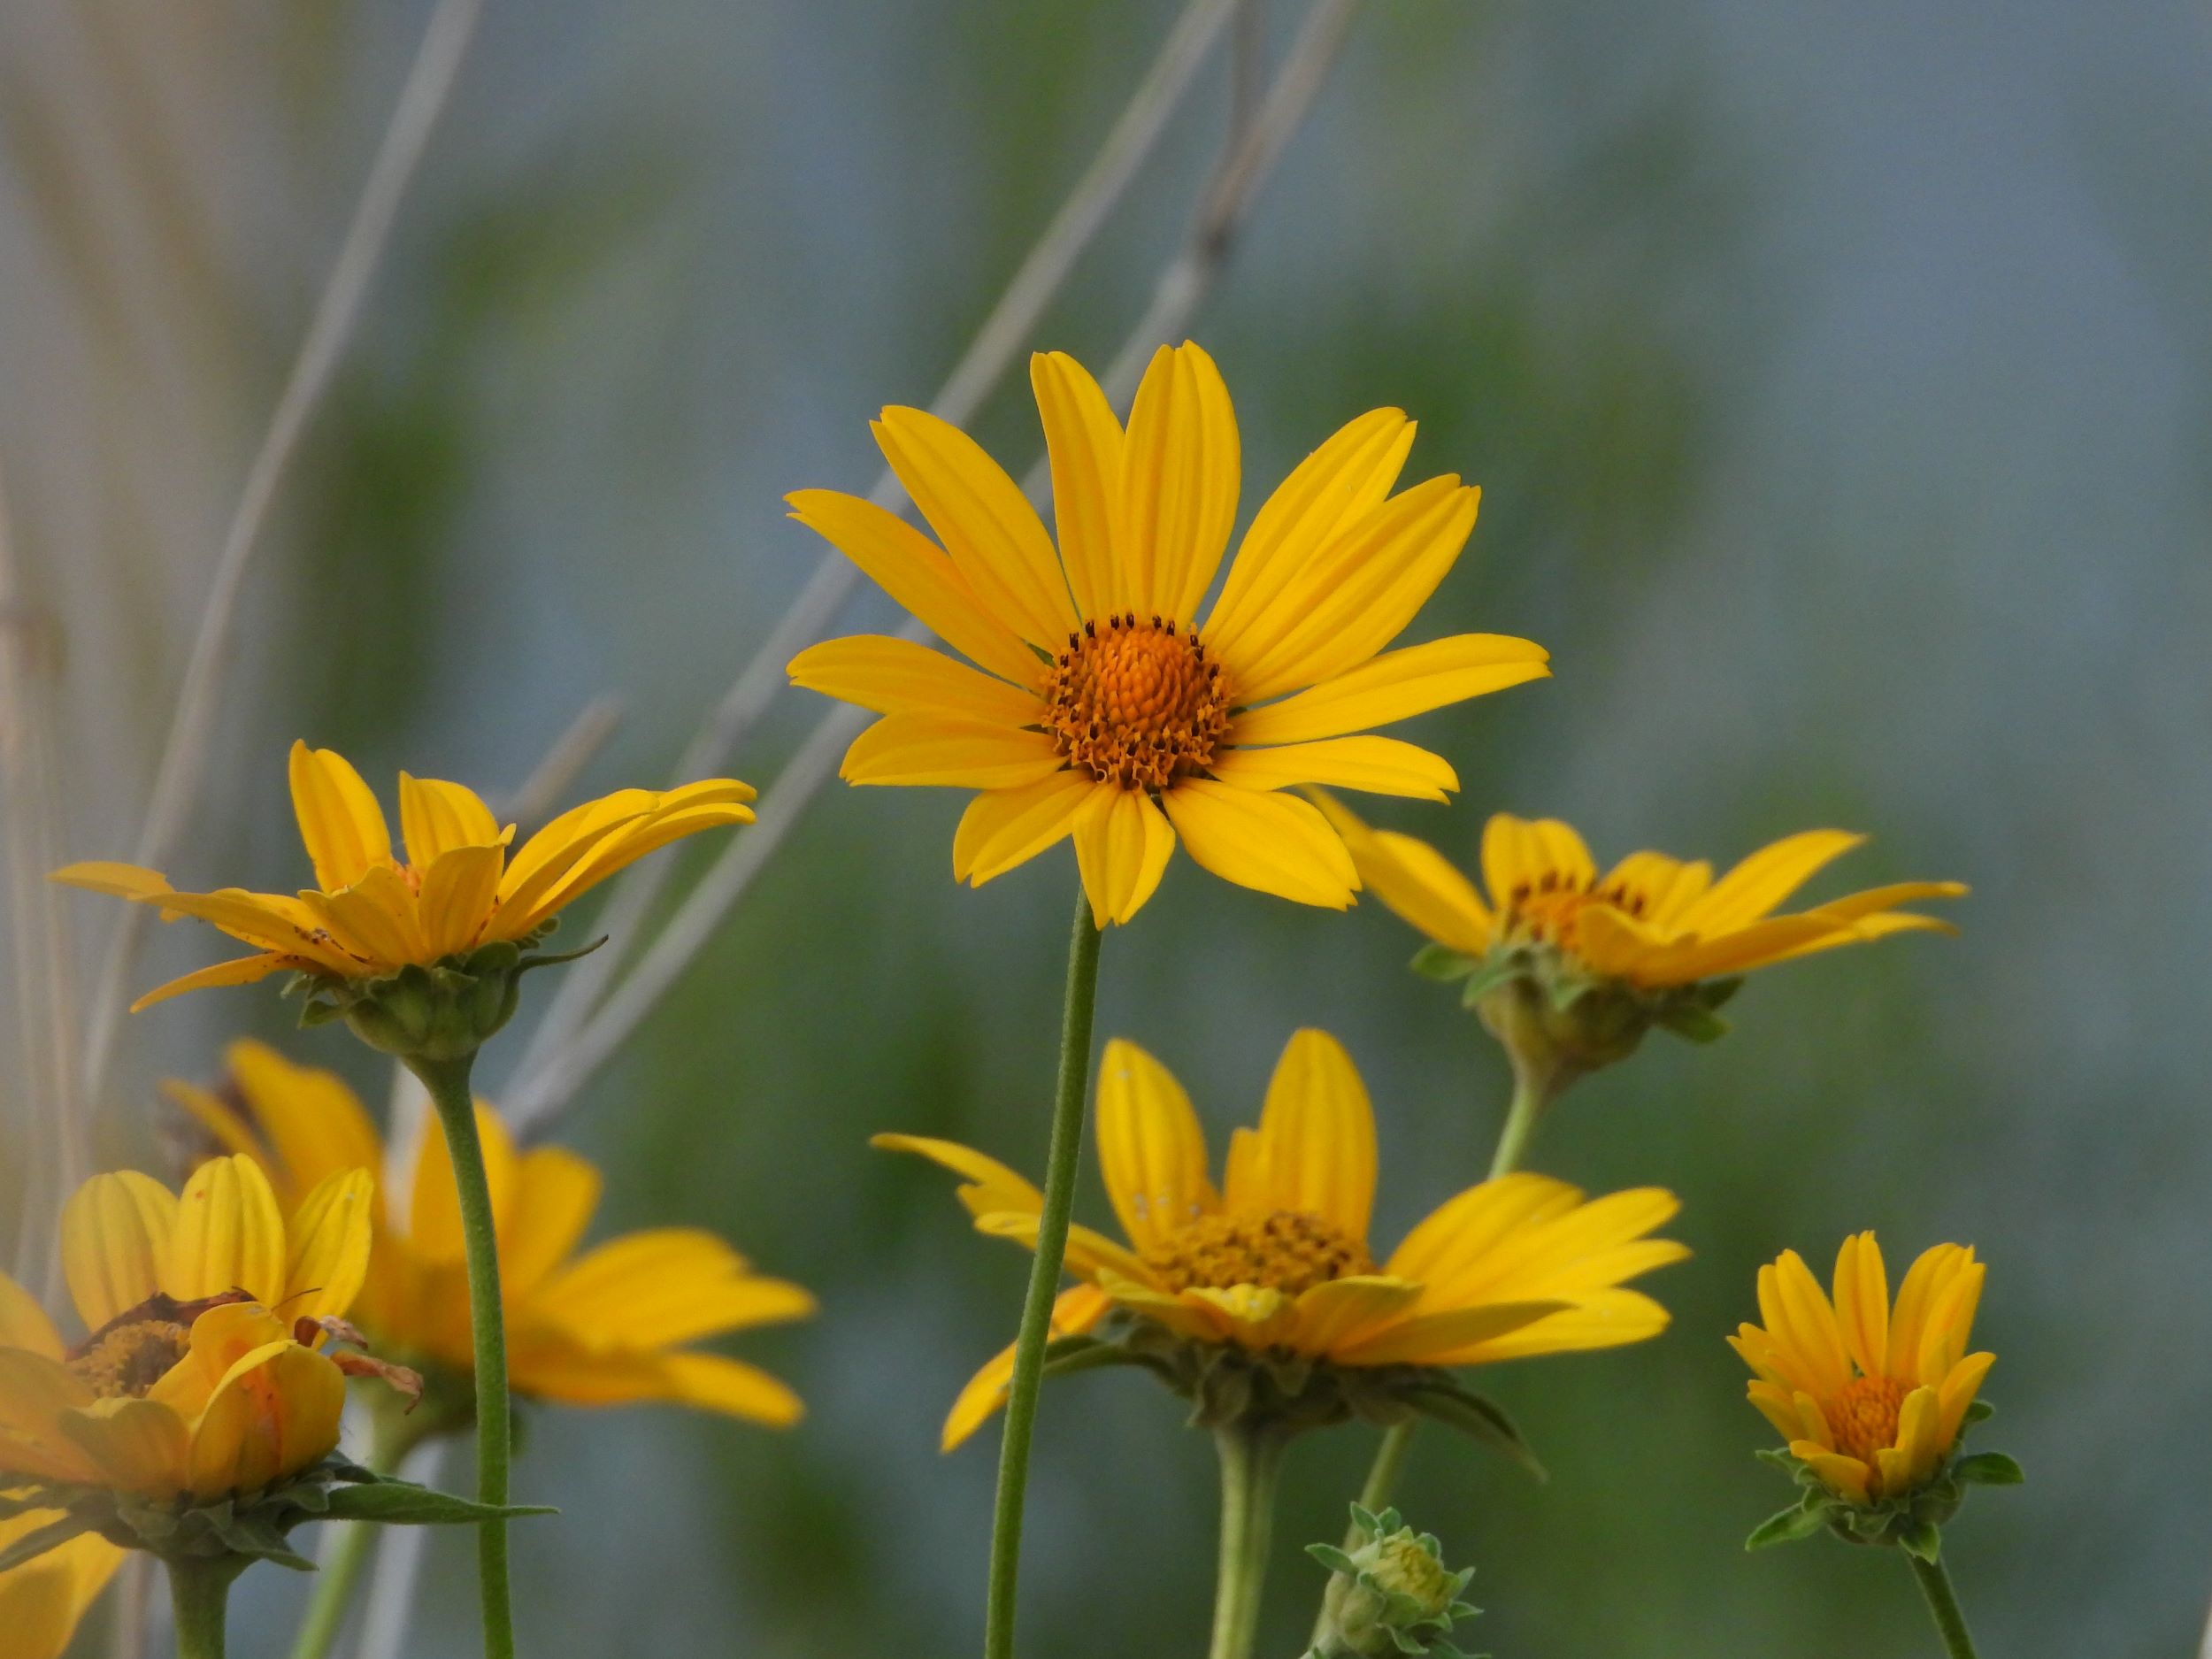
[1306,1504,1482,1659]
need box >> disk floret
[1043,614,1229,791]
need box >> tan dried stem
[503,0,1364,1135]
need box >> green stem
[288,1402,426,1659]
[981,889,1103,1659]
[167,1556,246,1659]
[1208,1425,1288,1659]
[1908,1553,1980,1659]
[408,1053,517,1659]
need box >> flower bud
[1307,1506,1479,1659]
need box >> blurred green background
[4,0,2208,1654]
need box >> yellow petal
[1308,793,1493,956]
[649,1352,805,1426]
[1071,787,1175,926]
[1094,1038,1216,1252]
[1792,1443,1872,1504]
[1593,849,1713,936]
[503,1148,603,1298]
[1229,634,1550,746]
[1831,1232,1889,1379]
[287,741,395,891]
[281,1169,373,1322]
[1479,814,1596,912]
[790,634,1041,725]
[397,774,504,865]
[223,1041,388,1205]
[299,867,427,970]
[1757,1251,1852,1400]
[1233,1030,1377,1240]
[1225,477,1480,704]
[971,1211,1153,1288]
[840,715,1064,789]
[46,861,176,903]
[1119,342,1239,623]
[1289,1275,1425,1358]
[1212,736,1458,803]
[57,1396,190,1497]
[130,889,358,973]
[540,1228,815,1348]
[953,773,1108,887]
[165,1156,288,1308]
[185,1343,344,1499]
[1158,780,1357,909]
[1632,914,1858,984]
[1678,829,1866,933]
[416,844,503,959]
[0,1517,121,1659]
[870,1133,1044,1217]
[786,490,1044,687]
[941,1284,1111,1452]
[874,407,1077,647]
[1333,1299,1571,1365]
[1204,408,1416,661]
[1029,351,1124,620]
[1422,1290,1666,1364]
[147,1302,296,1418]
[60,1171,178,1330]
[0,1351,100,1483]
[1383,1172,1584,1288]
[0,1272,63,1359]
[1936,1350,1996,1448]
[1916,1257,1985,1382]
[496,793,754,937]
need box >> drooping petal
[146,1302,296,1418]
[127,890,358,974]
[873,408,1077,647]
[789,635,1041,725]
[1308,794,1493,957]
[1030,351,1125,619]
[1211,736,1457,803]
[941,1285,1111,1452]
[185,1343,344,1499]
[1231,1030,1377,1241]
[1094,1039,1215,1252]
[1071,787,1175,926]
[785,489,1045,687]
[952,774,1107,887]
[60,1172,178,1331]
[397,774,504,865]
[128,953,290,1011]
[1119,342,1239,624]
[1158,780,1357,910]
[1204,408,1415,660]
[164,1156,288,1308]
[287,741,395,892]
[840,716,1064,790]
[280,1170,373,1322]
[1229,634,1550,746]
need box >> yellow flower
[1322,803,1966,989]
[1731,1234,1993,1505]
[878,1029,1685,1448]
[0,1513,122,1659]
[51,740,755,1010]
[788,342,1549,926]
[0,1156,372,1503]
[169,1041,814,1427]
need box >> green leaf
[1402,1384,1546,1480]
[1897,1522,1942,1563]
[317,1481,556,1528]
[0,1513,89,1573]
[1410,944,1481,983]
[1743,1501,1825,1550]
[1951,1451,2024,1486]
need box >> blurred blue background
[3,0,2208,1654]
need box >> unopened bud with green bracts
[1305,1504,1482,1659]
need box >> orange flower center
[1501,871,1661,953]
[1828,1373,1908,1464]
[1142,1209,1373,1296]
[67,1319,190,1400]
[1044,614,1229,791]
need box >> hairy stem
[1909,1553,1981,1659]
[167,1556,245,1659]
[1209,1425,1289,1659]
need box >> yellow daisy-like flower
[0,1155,373,1503]
[879,1029,1686,1449]
[1322,802,1967,989]
[0,1513,123,1659]
[788,342,1550,926]
[169,1041,814,1428]
[1731,1234,1993,1504]
[51,740,755,1010]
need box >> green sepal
[1410,944,1481,983]
[1962,1399,1994,1425]
[1307,1543,1362,1575]
[0,1513,90,1573]
[1040,1334,1166,1383]
[1456,958,1523,1009]
[317,1479,556,1528]
[1896,1522,1941,1563]
[1398,1380,1545,1480]
[1951,1451,2024,1486]
[1655,1002,1731,1043]
[1744,1499,1826,1550]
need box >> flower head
[52,741,755,1012]
[788,342,1548,926]
[0,1156,376,1509]
[878,1029,1684,1448]
[1732,1234,1993,1509]
[1308,1504,1479,1659]
[169,1041,813,1429]
[0,1514,122,1659]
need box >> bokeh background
[4,0,2209,1654]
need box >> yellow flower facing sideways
[1323,802,1966,990]
[0,1511,123,1659]
[879,1030,1686,1449]
[789,342,1550,926]
[1732,1234,1993,1504]
[51,741,756,1009]
[170,1041,814,1428]
[0,1156,373,1504]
